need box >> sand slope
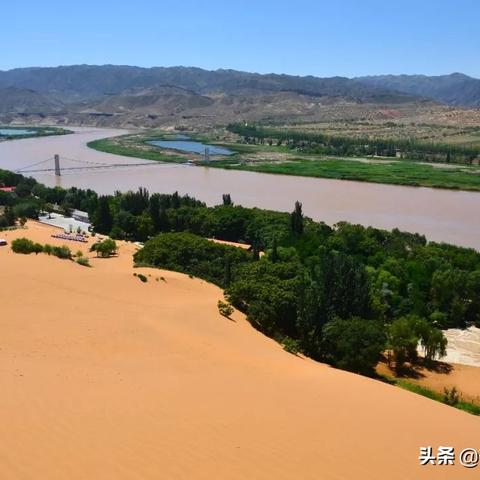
[0,223,479,479]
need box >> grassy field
[88,132,480,192]
[209,157,480,191]
[87,137,185,163]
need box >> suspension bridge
[14,154,176,175]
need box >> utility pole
[54,154,61,176]
[204,147,210,163]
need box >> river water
[1,127,479,250]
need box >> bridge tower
[54,154,61,176]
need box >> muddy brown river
[1,127,479,250]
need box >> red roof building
[0,186,15,193]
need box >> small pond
[0,128,37,136]
[148,137,233,156]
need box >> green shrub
[51,245,72,259]
[11,238,71,260]
[218,300,234,318]
[32,242,44,255]
[443,387,459,406]
[11,238,35,254]
[134,273,148,283]
[91,238,117,258]
[76,257,91,267]
[282,337,301,355]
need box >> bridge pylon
[54,154,61,176]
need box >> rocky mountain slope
[1,66,477,128]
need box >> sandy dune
[0,222,479,479]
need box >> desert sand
[0,222,479,479]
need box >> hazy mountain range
[0,65,477,127]
[357,73,480,108]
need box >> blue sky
[2,0,479,78]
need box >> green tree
[322,317,386,376]
[415,318,448,365]
[3,206,16,226]
[290,201,304,235]
[224,255,232,287]
[270,236,279,263]
[222,193,233,206]
[91,238,117,258]
[387,316,420,370]
[136,212,154,242]
[93,196,113,234]
[386,315,446,369]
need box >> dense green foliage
[322,318,386,375]
[3,168,479,377]
[134,232,252,286]
[121,192,480,375]
[0,169,99,225]
[387,315,447,370]
[228,123,480,164]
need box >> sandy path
[0,223,479,479]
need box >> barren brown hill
[0,222,478,480]
[0,65,435,128]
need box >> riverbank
[89,131,480,192]
[1,221,479,479]
[88,134,185,163]
[377,361,480,412]
[210,156,480,192]
[0,125,72,140]
[2,127,480,250]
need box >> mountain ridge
[0,66,478,128]
[357,73,480,108]
[0,65,421,103]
